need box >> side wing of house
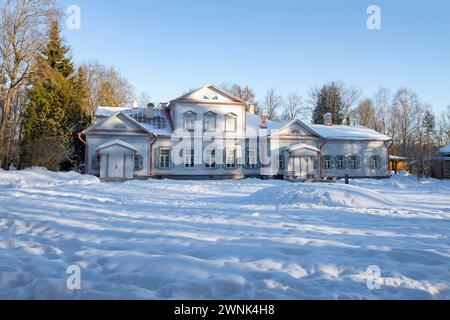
[321,140,391,178]
[83,112,153,179]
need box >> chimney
[324,113,333,126]
[260,115,267,129]
[146,103,155,119]
[132,98,139,109]
[248,104,256,115]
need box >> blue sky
[60,0,450,113]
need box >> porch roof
[287,143,320,153]
[96,139,138,153]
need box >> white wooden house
[82,84,393,181]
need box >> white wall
[322,140,390,178]
[86,134,152,177]
[171,102,246,136]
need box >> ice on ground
[0,168,449,299]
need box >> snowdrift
[250,183,397,209]
[0,167,99,189]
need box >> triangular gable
[171,84,247,104]
[83,112,151,135]
[272,119,324,139]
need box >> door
[107,153,126,179]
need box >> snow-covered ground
[0,168,449,299]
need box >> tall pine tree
[21,21,91,170]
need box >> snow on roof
[288,144,320,153]
[95,106,133,117]
[246,114,391,141]
[439,145,450,153]
[95,106,172,136]
[309,124,391,141]
[246,113,290,134]
[96,139,138,152]
[390,155,408,161]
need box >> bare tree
[437,105,450,146]
[0,0,59,168]
[390,88,424,148]
[81,61,134,110]
[138,91,152,107]
[262,88,282,121]
[350,99,376,128]
[282,93,304,121]
[373,87,390,134]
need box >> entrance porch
[284,144,321,182]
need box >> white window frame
[204,112,217,131]
[184,149,195,168]
[225,149,237,168]
[205,149,217,168]
[348,155,359,169]
[159,148,170,169]
[369,155,380,169]
[323,155,332,169]
[184,112,196,131]
[225,113,237,132]
[336,155,346,169]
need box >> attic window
[202,92,219,100]
[114,123,127,129]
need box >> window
[184,112,196,131]
[204,112,217,131]
[225,114,237,132]
[323,155,333,169]
[134,154,144,171]
[205,149,217,168]
[279,154,284,170]
[92,154,101,170]
[246,149,258,169]
[336,155,346,169]
[184,149,195,168]
[160,148,170,169]
[369,155,380,169]
[348,155,360,169]
[225,149,236,168]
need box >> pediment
[172,84,246,104]
[85,112,149,134]
[274,120,322,138]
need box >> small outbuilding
[432,145,450,179]
[389,155,410,174]
[95,139,139,181]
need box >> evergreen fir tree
[312,82,345,124]
[21,21,91,170]
[423,110,436,145]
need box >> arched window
[184,111,196,131]
[225,113,237,132]
[204,112,217,131]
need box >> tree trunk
[0,91,15,169]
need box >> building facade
[82,84,393,181]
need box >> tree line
[222,81,450,167]
[0,0,137,170]
[1,0,449,172]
